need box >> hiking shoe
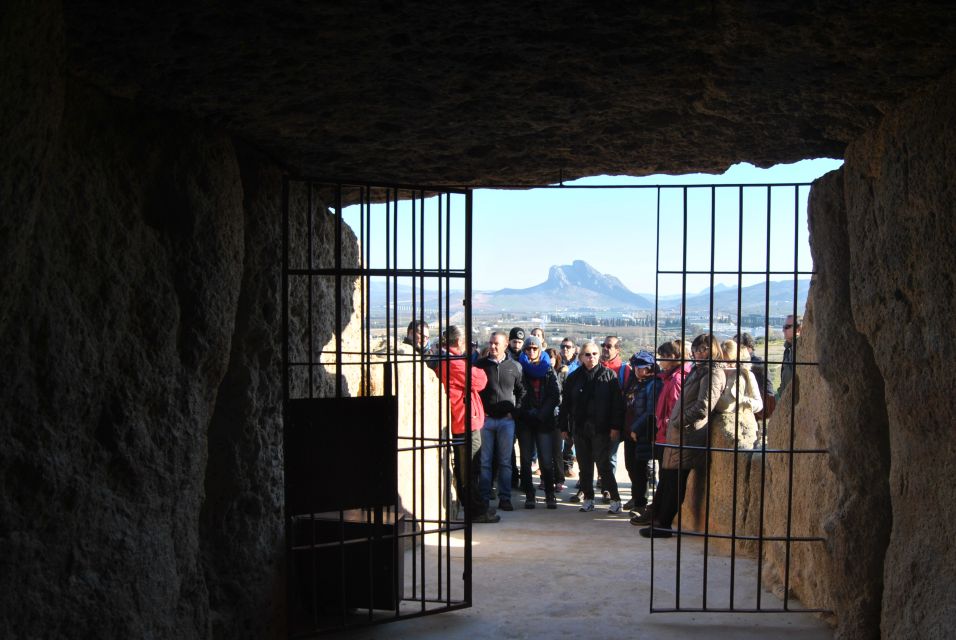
[622,499,634,511]
[579,499,595,512]
[568,491,582,504]
[525,496,536,509]
[630,511,653,526]
[608,500,623,514]
[498,499,514,512]
[639,526,672,538]
[602,490,611,504]
[473,512,501,524]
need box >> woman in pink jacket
[630,339,691,526]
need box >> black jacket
[517,367,560,432]
[475,356,525,418]
[558,364,625,436]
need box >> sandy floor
[332,462,833,640]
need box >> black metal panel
[285,397,397,514]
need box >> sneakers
[498,499,514,512]
[579,498,595,512]
[601,490,611,504]
[630,510,653,526]
[546,494,557,509]
[608,500,623,514]
[554,482,566,492]
[568,491,583,503]
[622,498,634,511]
[473,512,501,523]
[639,526,673,538]
[525,496,536,509]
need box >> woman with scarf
[515,335,561,508]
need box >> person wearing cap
[507,327,526,361]
[558,341,626,514]
[621,350,664,514]
[515,335,561,508]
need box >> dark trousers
[518,425,556,497]
[575,430,620,500]
[452,429,486,518]
[562,437,575,473]
[551,427,565,484]
[623,438,648,508]
[654,468,692,529]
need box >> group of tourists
[414,314,801,536]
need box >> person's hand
[629,431,637,442]
[610,428,620,442]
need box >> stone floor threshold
[335,474,833,640]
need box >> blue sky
[341,158,843,297]
[472,158,843,295]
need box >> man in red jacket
[437,325,498,523]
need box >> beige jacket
[663,364,726,469]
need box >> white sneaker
[579,498,595,512]
[608,500,622,514]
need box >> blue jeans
[480,416,516,502]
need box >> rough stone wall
[0,81,242,637]
[199,145,286,638]
[842,69,956,640]
[0,8,294,637]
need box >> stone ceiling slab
[64,2,956,184]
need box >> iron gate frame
[462,178,828,615]
[281,178,475,636]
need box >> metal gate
[466,177,828,615]
[281,179,474,636]
[648,183,827,614]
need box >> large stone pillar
[842,68,956,640]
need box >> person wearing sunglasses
[515,336,561,508]
[779,315,801,400]
[558,341,626,514]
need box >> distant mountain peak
[488,260,652,311]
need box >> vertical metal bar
[728,186,744,609]
[334,184,343,398]
[650,186,661,613]
[360,186,368,397]
[756,184,772,609]
[307,182,315,400]
[783,185,801,610]
[701,186,717,610]
[675,185,687,609]
[444,191,452,605]
[463,190,474,606]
